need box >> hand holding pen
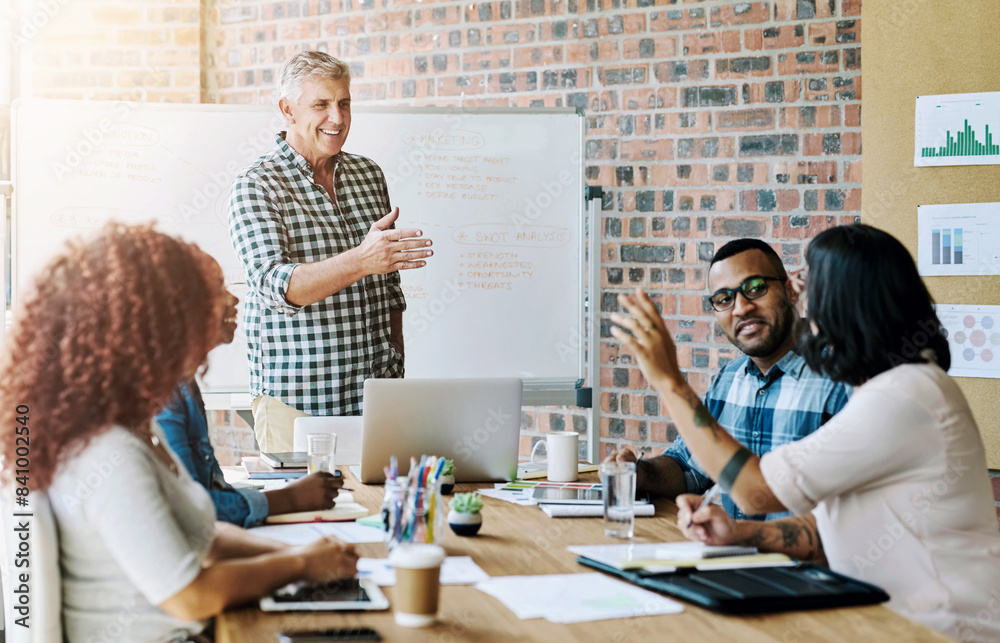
[687,483,722,528]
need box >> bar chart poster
[918,202,1000,276]
[937,305,1000,378]
[914,92,1000,167]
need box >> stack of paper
[539,503,655,518]
[358,556,490,586]
[568,542,791,571]
[242,456,307,480]
[475,573,683,623]
[249,520,388,545]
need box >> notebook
[260,452,308,468]
[242,456,307,480]
[264,492,370,524]
[568,542,760,570]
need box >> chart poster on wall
[914,92,1000,167]
[917,202,1000,276]
[937,305,1000,378]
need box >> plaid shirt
[664,350,851,521]
[229,134,405,416]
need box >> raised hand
[356,208,433,274]
[609,288,683,388]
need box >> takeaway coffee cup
[389,543,446,627]
[530,431,579,482]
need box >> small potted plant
[448,492,483,537]
[439,459,456,495]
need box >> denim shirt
[663,351,851,521]
[155,381,269,527]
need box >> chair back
[2,490,64,642]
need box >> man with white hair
[229,51,434,451]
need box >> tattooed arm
[677,494,826,565]
[610,288,786,515]
[738,515,826,564]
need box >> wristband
[718,446,753,493]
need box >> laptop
[359,378,523,484]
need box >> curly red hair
[0,223,224,491]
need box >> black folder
[577,557,889,614]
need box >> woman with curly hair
[0,223,357,642]
[612,224,1000,642]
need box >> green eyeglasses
[706,276,787,312]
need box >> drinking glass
[600,461,636,538]
[306,432,337,475]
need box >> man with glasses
[606,238,850,520]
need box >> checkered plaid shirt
[228,134,405,416]
[663,350,851,521]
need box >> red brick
[717,109,774,130]
[683,31,741,55]
[845,104,862,127]
[774,160,838,184]
[649,8,708,32]
[842,132,862,155]
[412,5,461,27]
[772,215,839,239]
[512,46,563,68]
[620,87,677,110]
[601,341,621,365]
[650,421,670,444]
[717,2,771,25]
[743,80,801,104]
[778,105,841,129]
[623,35,678,60]
[463,50,512,71]
[436,74,485,97]
[566,40,619,64]
[776,51,840,76]
[679,293,711,316]
[844,160,862,183]
[619,138,674,164]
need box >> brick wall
[17,0,863,466]
[207,0,862,460]
[16,0,202,102]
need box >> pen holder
[388,479,445,550]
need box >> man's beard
[728,303,795,359]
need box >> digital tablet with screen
[259,578,389,612]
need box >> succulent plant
[441,459,456,476]
[449,491,483,513]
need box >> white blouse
[49,425,216,642]
[762,363,1000,642]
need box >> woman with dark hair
[0,224,357,642]
[612,224,1000,641]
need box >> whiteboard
[12,100,585,393]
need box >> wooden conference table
[217,470,948,643]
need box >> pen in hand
[687,483,722,528]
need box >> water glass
[306,432,337,475]
[600,461,636,538]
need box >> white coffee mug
[530,431,579,482]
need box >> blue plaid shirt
[664,350,851,521]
